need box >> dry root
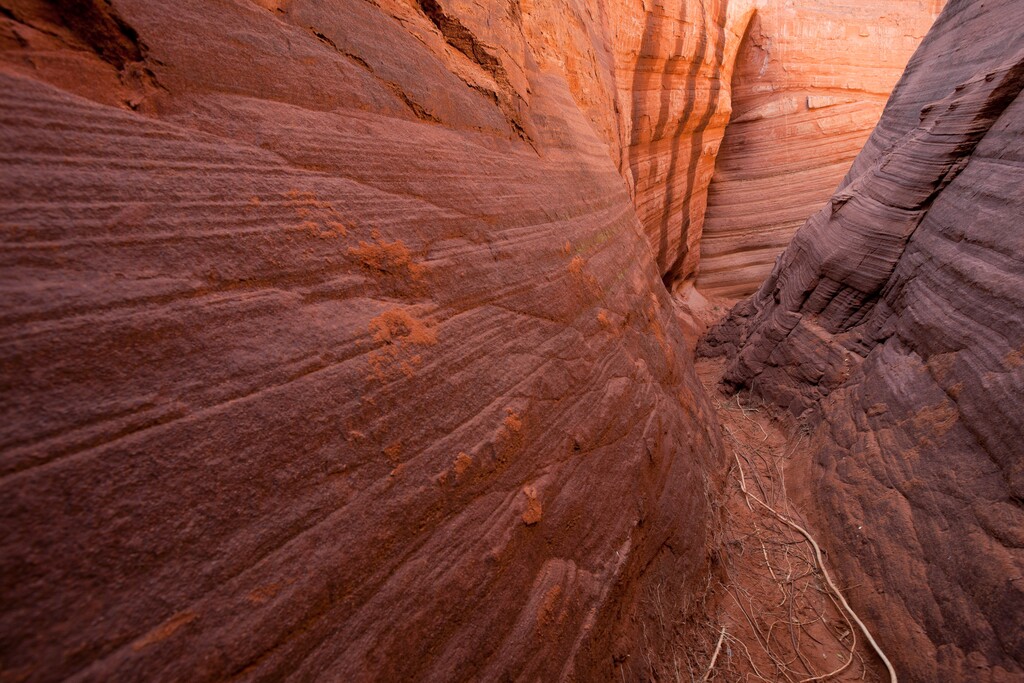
[717,393,897,683]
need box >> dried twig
[700,626,727,682]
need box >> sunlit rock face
[614,0,757,288]
[697,0,944,298]
[702,0,1024,679]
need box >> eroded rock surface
[617,0,755,287]
[702,0,1024,679]
[0,0,972,680]
[0,1,728,680]
[697,0,944,298]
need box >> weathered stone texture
[697,0,943,298]
[702,1,1024,678]
[0,1,726,680]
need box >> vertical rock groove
[621,0,751,288]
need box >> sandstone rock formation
[616,0,754,288]
[0,1,728,679]
[702,0,1024,678]
[0,0,961,680]
[697,0,944,298]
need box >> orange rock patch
[453,452,473,477]
[284,189,349,238]
[349,230,425,282]
[521,485,542,526]
[367,308,438,381]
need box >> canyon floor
[672,299,887,682]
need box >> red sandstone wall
[697,0,944,298]
[0,0,725,679]
[0,0,964,680]
[614,0,756,287]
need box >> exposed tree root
[696,356,893,683]
[701,626,727,682]
[730,447,894,682]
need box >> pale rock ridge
[697,0,944,298]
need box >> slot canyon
[1,0,1021,680]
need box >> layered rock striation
[0,1,727,679]
[616,0,755,288]
[0,0,961,680]
[702,0,1024,678]
[697,0,944,298]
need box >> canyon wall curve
[0,1,729,679]
[0,0,958,681]
[702,0,1024,678]
[697,0,945,299]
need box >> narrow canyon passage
[2,0,1022,681]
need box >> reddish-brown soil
[695,354,888,683]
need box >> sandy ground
[693,350,888,682]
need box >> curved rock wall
[0,0,971,680]
[0,0,727,680]
[701,0,1024,678]
[616,0,756,287]
[697,0,943,298]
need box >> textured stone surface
[697,0,944,298]
[0,1,728,680]
[616,0,755,288]
[702,1,1024,679]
